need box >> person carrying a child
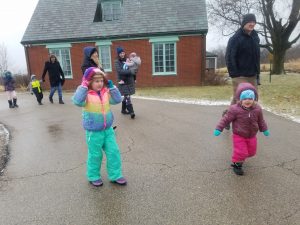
[119,52,141,84]
[115,46,136,118]
[72,67,127,187]
[214,82,270,176]
[29,74,44,105]
[3,70,19,108]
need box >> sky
[0,0,226,74]
[0,0,39,73]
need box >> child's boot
[126,104,135,119]
[121,101,130,114]
[89,179,103,187]
[8,100,14,108]
[49,96,53,103]
[231,162,244,176]
[59,97,65,104]
[112,177,127,185]
[13,98,19,108]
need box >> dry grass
[217,59,300,74]
[285,59,300,73]
[259,73,300,119]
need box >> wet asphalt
[0,92,299,225]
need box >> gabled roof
[21,0,208,45]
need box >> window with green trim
[102,1,122,21]
[49,48,72,78]
[98,46,112,71]
[153,42,176,74]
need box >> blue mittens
[263,130,270,136]
[107,80,114,88]
[214,129,221,136]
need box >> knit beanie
[240,89,255,100]
[116,46,124,55]
[83,67,104,81]
[241,13,256,27]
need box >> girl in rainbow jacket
[72,67,127,187]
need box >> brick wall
[25,35,205,90]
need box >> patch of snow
[134,96,230,106]
[262,106,300,124]
[134,96,300,124]
[0,124,9,145]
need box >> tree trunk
[272,48,286,75]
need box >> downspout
[200,35,206,86]
[24,45,31,76]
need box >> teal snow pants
[85,127,123,182]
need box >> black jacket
[115,58,135,96]
[225,28,260,78]
[81,47,99,74]
[42,56,65,87]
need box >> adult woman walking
[114,46,136,119]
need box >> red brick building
[21,0,208,89]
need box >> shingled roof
[21,0,208,45]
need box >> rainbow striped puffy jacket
[72,85,121,131]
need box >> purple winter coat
[3,76,16,91]
[216,83,268,138]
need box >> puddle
[47,124,63,137]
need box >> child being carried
[119,52,141,84]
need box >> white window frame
[149,36,179,76]
[206,57,217,69]
[101,1,122,21]
[96,41,112,72]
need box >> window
[98,45,112,71]
[49,48,72,78]
[206,58,216,69]
[102,1,121,21]
[150,36,178,75]
[152,42,176,75]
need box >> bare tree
[208,0,300,74]
[0,43,9,75]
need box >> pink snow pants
[232,134,257,162]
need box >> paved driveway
[0,92,299,225]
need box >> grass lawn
[136,72,300,120]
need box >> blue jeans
[49,83,62,98]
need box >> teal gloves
[214,129,269,136]
[263,130,270,136]
[107,80,114,88]
[214,129,221,136]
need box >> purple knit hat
[83,67,103,81]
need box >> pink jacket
[216,83,268,138]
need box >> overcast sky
[0,0,226,74]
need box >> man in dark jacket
[42,54,65,104]
[223,13,260,129]
[226,13,260,105]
